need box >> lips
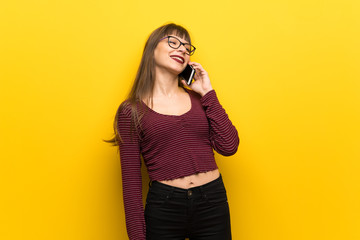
[170,55,185,64]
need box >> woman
[107,23,239,240]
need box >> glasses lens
[184,44,195,55]
[168,36,195,55]
[168,37,180,49]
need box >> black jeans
[145,175,232,240]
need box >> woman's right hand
[182,61,213,97]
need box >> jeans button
[188,190,192,196]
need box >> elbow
[226,131,240,156]
[224,139,239,156]
[214,136,240,156]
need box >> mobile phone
[179,64,196,85]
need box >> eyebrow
[170,35,190,44]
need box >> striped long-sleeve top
[117,89,239,240]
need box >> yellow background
[1,0,359,239]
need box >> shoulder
[116,100,132,118]
[184,88,218,104]
[184,88,202,101]
[116,99,147,120]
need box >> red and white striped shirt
[117,89,239,240]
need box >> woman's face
[153,34,191,76]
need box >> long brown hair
[104,23,192,146]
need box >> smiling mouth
[170,55,185,64]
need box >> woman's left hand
[181,61,213,97]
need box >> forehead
[163,30,190,43]
[169,35,189,44]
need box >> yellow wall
[1,0,359,239]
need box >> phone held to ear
[179,64,196,85]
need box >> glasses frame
[159,36,196,56]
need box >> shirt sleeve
[200,90,240,156]
[117,106,146,240]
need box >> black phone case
[179,65,196,85]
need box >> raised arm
[181,61,239,156]
[201,90,239,156]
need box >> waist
[149,174,225,199]
[157,169,220,189]
[151,171,222,190]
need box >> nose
[178,44,187,53]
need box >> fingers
[187,61,211,87]
[181,79,194,88]
[189,61,207,74]
[189,61,203,70]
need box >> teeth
[172,56,184,63]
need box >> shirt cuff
[200,89,217,106]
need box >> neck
[153,67,182,98]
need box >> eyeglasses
[159,36,196,56]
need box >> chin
[169,66,184,75]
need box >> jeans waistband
[149,174,224,199]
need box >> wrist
[200,88,214,97]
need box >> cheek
[153,49,163,65]
[154,47,168,63]
[184,56,190,64]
